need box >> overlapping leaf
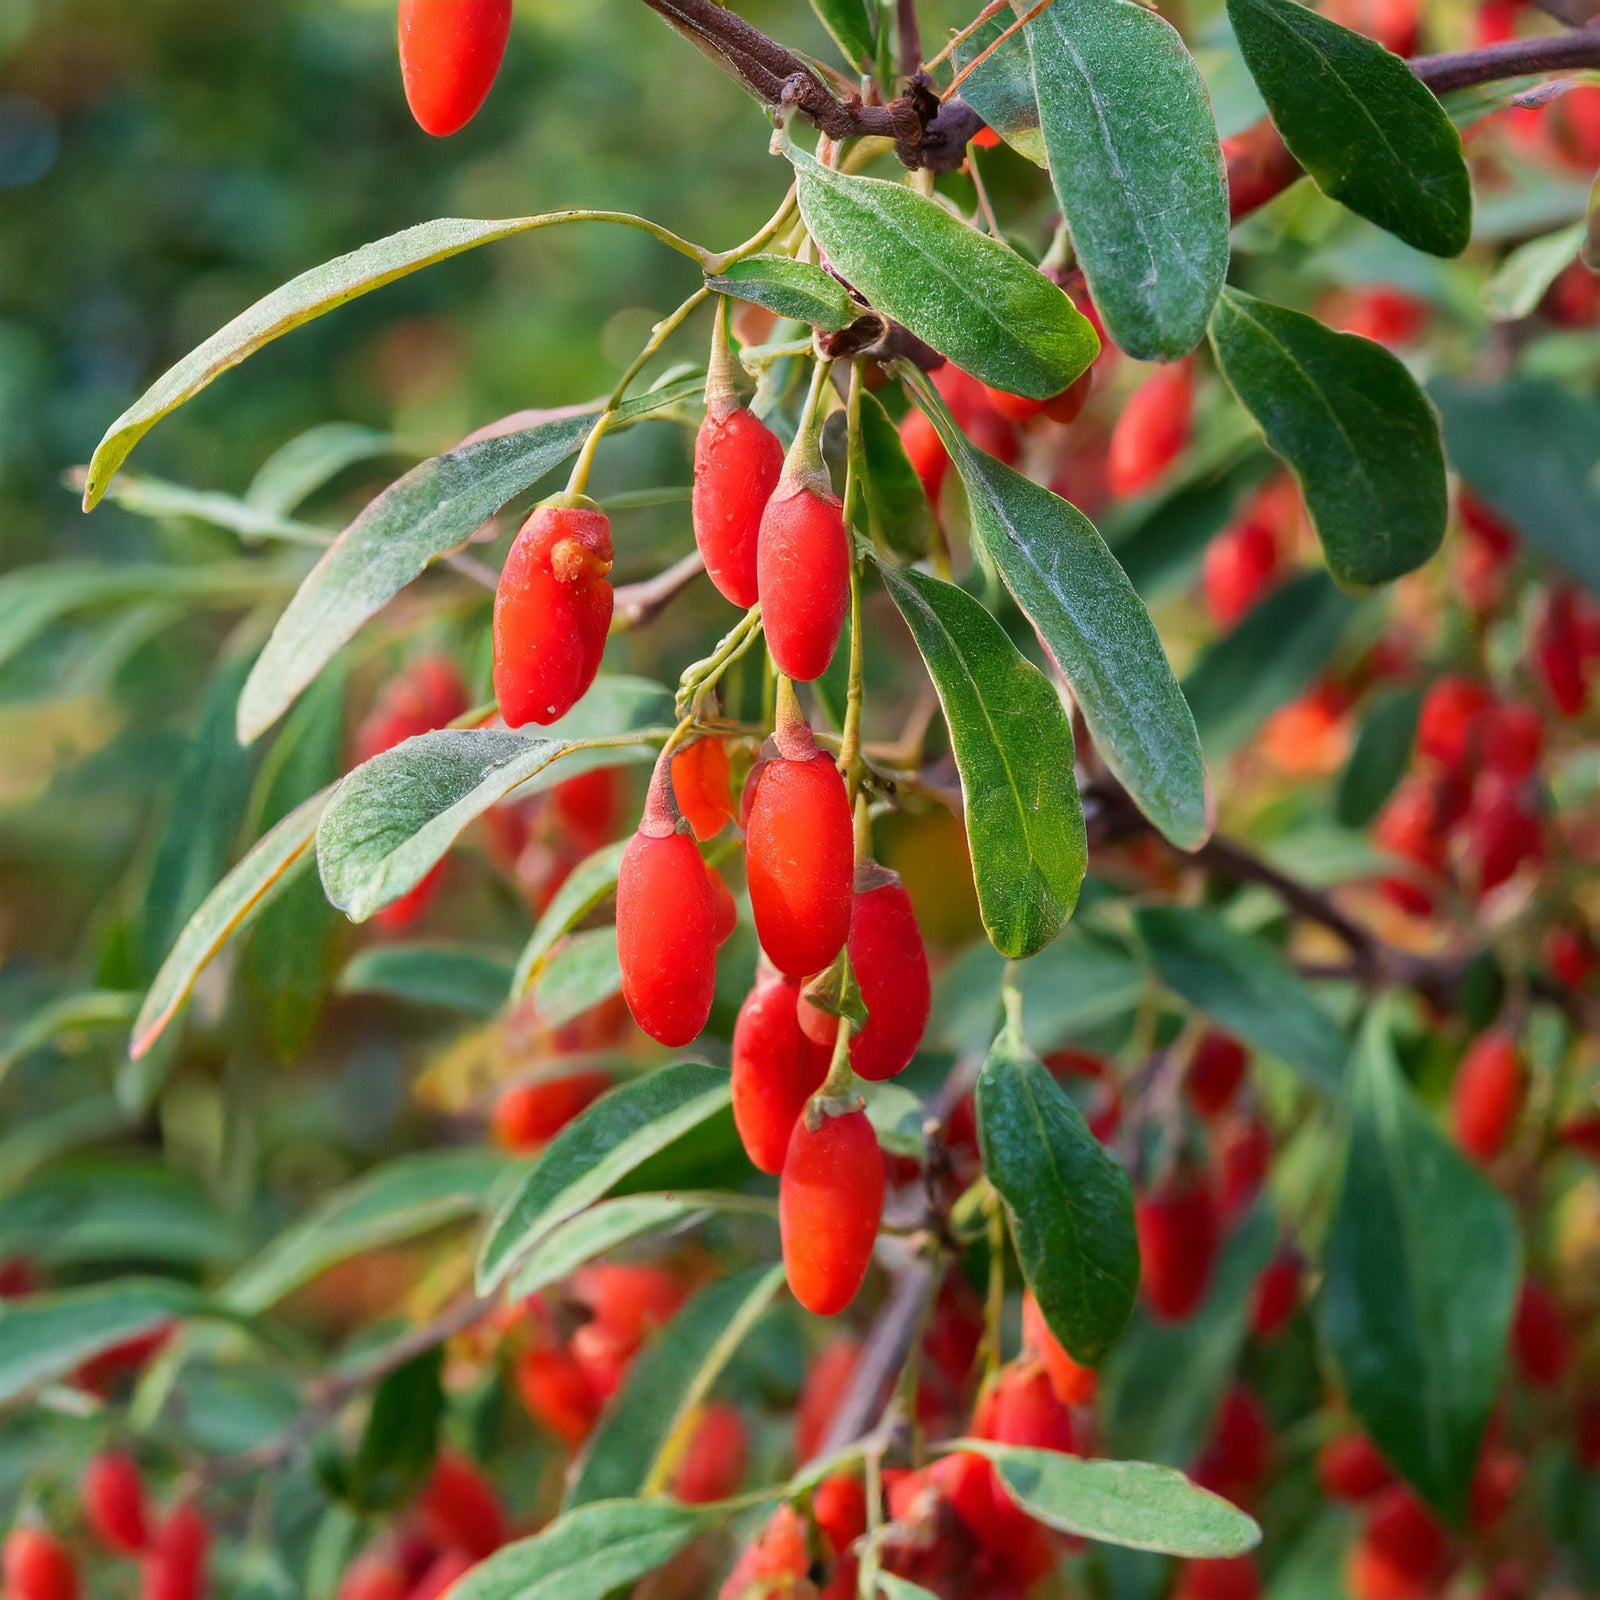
[707,254,856,331]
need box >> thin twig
[612,548,706,631]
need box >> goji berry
[408,1550,475,1600]
[757,473,850,683]
[491,1068,612,1150]
[1021,1291,1097,1406]
[1532,587,1588,716]
[493,500,614,728]
[1316,1431,1392,1502]
[572,1262,686,1349]
[780,1107,884,1316]
[1452,1031,1523,1164]
[83,1450,149,1554]
[1511,1278,1573,1389]
[794,1336,860,1462]
[1174,1556,1263,1600]
[1107,363,1192,499]
[1136,1167,1220,1322]
[694,405,784,609]
[672,1403,749,1504]
[732,971,832,1175]
[139,1502,208,1600]
[1194,1385,1272,1507]
[1203,518,1281,628]
[1248,1251,1301,1340]
[670,737,734,841]
[3,1532,78,1600]
[398,0,513,137]
[1417,675,1491,772]
[1184,1031,1250,1117]
[414,1451,506,1559]
[514,1344,600,1446]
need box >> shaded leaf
[507,1196,703,1300]
[532,927,623,1028]
[976,1029,1138,1364]
[883,563,1084,958]
[810,0,876,68]
[792,146,1096,399]
[511,841,628,998]
[906,367,1208,850]
[1228,0,1470,256]
[1133,905,1348,1092]
[1319,1004,1520,1522]
[478,1063,732,1292]
[1336,685,1421,829]
[1020,0,1229,359]
[956,16,1047,166]
[336,944,518,1018]
[856,388,932,559]
[320,1347,444,1513]
[707,254,857,331]
[245,422,409,516]
[1207,288,1448,585]
[0,991,137,1091]
[567,1264,784,1508]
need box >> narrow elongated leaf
[507,1196,702,1300]
[245,423,408,515]
[856,389,932,559]
[1430,377,1600,599]
[132,789,328,1059]
[567,1264,784,1508]
[1020,0,1229,360]
[321,1348,444,1513]
[1228,0,1470,257]
[336,944,517,1018]
[222,1151,512,1314]
[958,1442,1261,1557]
[450,1501,714,1600]
[511,841,628,997]
[1482,222,1585,321]
[810,0,875,68]
[84,212,697,507]
[707,254,856,331]
[1336,685,1421,828]
[907,367,1208,850]
[976,1031,1138,1364]
[1320,1005,1520,1522]
[882,564,1084,958]
[1133,906,1347,1092]
[478,1062,732,1292]
[0,991,137,1090]
[533,927,623,1027]
[876,1578,942,1600]
[237,384,693,742]
[956,17,1047,166]
[0,1279,204,1403]
[792,147,1096,399]
[316,678,672,922]
[78,470,331,547]
[1183,570,1356,758]
[1207,289,1448,586]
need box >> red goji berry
[780,1106,884,1316]
[672,1403,749,1504]
[1020,1290,1097,1406]
[1452,1031,1523,1164]
[514,1344,600,1446]
[670,737,734,841]
[398,0,513,137]
[756,454,850,682]
[491,1068,612,1150]
[794,1336,860,1462]
[1107,363,1193,499]
[3,1532,78,1600]
[1511,1278,1573,1389]
[694,406,785,609]
[1136,1167,1220,1322]
[1316,1431,1392,1502]
[139,1503,208,1600]
[732,971,833,1175]
[414,1451,506,1559]
[336,1554,408,1600]
[83,1450,149,1555]
[1184,1031,1250,1117]
[1174,1557,1263,1600]
[493,500,614,728]
[1194,1385,1272,1507]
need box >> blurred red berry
[1452,1031,1523,1165]
[1107,364,1193,499]
[140,1503,209,1600]
[83,1450,149,1554]
[415,1452,506,1559]
[1185,1031,1250,1118]
[1316,1431,1393,1502]
[1511,1278,1573,1389]
[1136,1167,1220,1322]
[3,1532,78,1600]
[672,1403,749,1504]
[490,1069,612,1150]
[1194,1386,1272,1507]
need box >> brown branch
[1411,29,1600,92]
[897,0,923,82]
[612,548,705,632]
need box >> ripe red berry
[336,1554,408,1600]
[573,1262,686,1349]
[1223,121,1304,220]
[732,971,833,1175]
[780,1107,885,1316]
[718,1504,810,1600]
[3,1532,78,1600]
[398,0,513,137]
[899,405,949,505]
[1469,1446,1523,1531]
[1511,1278,1573,1389]
[1203,518,1281,628]
[1136,1167,1220,1322]
[1107,363,1193,499]
[794,1336,861,1462]
[1417,675,1491,772]
[694,406,785,608]
[757,475,850,683]
[1452,1031,1523,1164]
[1249,1252,1301,1340]
[1217,1113,1273,1220]
[83,1450,149,1554]
[415,1451,506,1559]
[800,867,930,1081]
[1557,1110,1600,1161]
[1480,701,1543,781]
[1354,1485,1453,1596]
[744,719,854,980]
[140,1503,208,1600]
[1462,774,1543,896]
[1325,286,1430,347]
[356,656,471,763]
[1545,925,1596,991]
[1184,1031,1250,1117]
[493,501,614,728]
[706,862,738,947]
[1174,1556,1263,1600]
[1532,587,1589,717]
[1374,777,1448,915]
[670,737,734,841]
[491,1069,612,1150]
[671,1403,749,1504]
[409,1551,475,1600]
[1321,0,1421,56]
[514,1344,601,1445]
[616,759,719,1046]
[975,1362,1078,1454]
[1316,1431,1392,1502]
[1021,1290,1097,1406]
[1194,1386,1272,1507]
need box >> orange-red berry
[514,1344,601,1446]
[491,1069,612,1150]
[794,1336,861,1462]
[1316,1431,1393,1502]
[414,1451,506,1559]
[1452,1031,1523,1164]
[1136,1167,1220,1322]
[670,738,735,841]
[672,1403,749,1504]
[780,1108,884,1316]
[1021,1291,1097,1406]
[398,0,513,137]
[139,1503,208,1600]
[757,477,850,683]
[694,407,785,608]
[732,972,833,1175]
[3,1532,78,1600]
[1107,364,1193,499]
[83,1450,149,1555]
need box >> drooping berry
[415,1450,507,1559]
[1417,675,1491,772]
[706,863,738,947]
[1107,363,1193,499]
[1184,1031,1250,1117]
[83,1450,149,1554]
[1452,1030,1523,1164]
[1203,518,1281,628]
[1511,1278,1573,1389]
[1316,1431,1393,1502]
[694,408,785,609]
[744,710,854,979]
[1462,774,1543,896]
[491,1068,613,1150]
[1136,1167,1220,1322]
[975,1361,1078,1454]
[670,737,734,841]
[1193,1385,1272,1507]
[514,1344,601,1445]
[1351,1485,1455,1599]
[794,1336,861,1461]
[398,0,513,137]
[732,971,833,1175]
[757,439,850,683]
[1021,1290,1098,1406]
[1248,1251,1302,1340]
[672,1403,749,1504]
[1532,586,1589,717]
[616,756,719,1046]
[3,1532,78,1600]
[780,1106,885,1316]
[1174,1556,1263,1600]
[139,1503,209,1600]
[493,500,614,728]
[573,1262,686,1350]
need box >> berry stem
[703,295,744,424]
[780,358,837,498]
[675,604,765,717]
[838,366,868,789]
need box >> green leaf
[1482,222,1586,321]
[321,1348,444,1514]
[222,1150,512,1314]
[0,1278,203,1404]
[511,840,629,998]
[1132,906,1347,1092]
[1430,377,1600,599]
[956,16,1047,166]
[245,422,409,516]
[0,991,137,1092]
[1319,1004,1520,1522]
[810,0,876,68]
[236,384,694,743]
[707,254,857,332]
[882,563,1084,958]
[0,1165,241,1271]
[976,1029,1138,1364]
[876,1578,943,1600]
[132,789,328,1060]
[73,469,332,547]
[1227,0,1470,257]
[791,146,1097,399]
[315,678,672,922]
[450,1501,714,1600]
[477,1062,733,1292]
[1207,288,1448,586]
[1019,0,1229,360]
[336,944,518,1018]
[856,389,932,560]
[532,927,623,1028]
[83,212,699,509]
[506,1195,703,1300]
[906,367,1209,851]
[1183,570,1356,758]
[1336,685,1421,829]
[567,1264,784,1508]
[957,1442,1262,1557]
